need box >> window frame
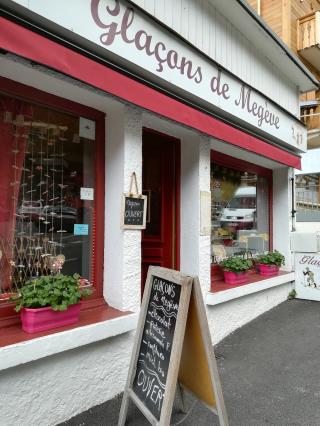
[0,76,106,326]
[210,150,273,282]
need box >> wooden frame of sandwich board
[178,276,229,425]
[118,266,229,426]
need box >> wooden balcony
[298,12,320,50]
[297,11,320,70]
[301,103,320,128]
[301,104,320,149]
[297,12,320,148]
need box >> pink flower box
[20,303,81,333]
[258,264,279,276]
[223,271,248,285]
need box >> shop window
[211,151,272,283]
[0,81,105,317]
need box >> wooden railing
[297,11,320,50]
[301,104,320,129]
[301,104,320,131]
[296,184,320,211]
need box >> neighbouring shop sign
[118,267,229,426]
[295,253,320,301]
[9,0,307,152]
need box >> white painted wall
[180,134,201,277]
[295,222,320,232]
[0,334,134,426]
[208,282,293,344]
[131,0,299,115]
[273,168,293,271]
[105,105,142,311]
[198,136,212,296]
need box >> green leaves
[218,250,285,273]
[219,256,252,273]
[15,273,92,313]
[257,250,285,266]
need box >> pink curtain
[0,96,33,291]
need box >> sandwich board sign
[118,266,228,426]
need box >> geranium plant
[219,256,252,273]
[257,250,285,267]
[14,273,92,313]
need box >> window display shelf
[0,305,137,371]
[207,271,295,306]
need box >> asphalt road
[59,299,320,426]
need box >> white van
[220,186,256,227]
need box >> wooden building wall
[247,0,282,39]
[261,0,283,40]
[247,0,320,85]
[247,0,320,53]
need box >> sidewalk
[60,299,320,426]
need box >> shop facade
[0,1,317,424]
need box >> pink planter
[20,303,81,333]
[223,270,248,285]
[257,264,279,276]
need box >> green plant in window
[14,274,92,313]
[219,256,252,273]
[257,250,285,267]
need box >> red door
[141,129,180,292]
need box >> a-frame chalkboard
[118,267,228,426]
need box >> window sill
[0,305,138,371]
[206,271,295,306]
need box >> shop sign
[80,187,94,200]
[121,172,147,229]
[121,195,147,229]
[295,253,320,301]
[12,0,307,152]
[118,266,228,425]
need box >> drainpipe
[290,174,297,232]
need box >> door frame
[142,127,181,272]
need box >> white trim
[206,272,295,306]
[0,312,138,371]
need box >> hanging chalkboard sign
[118,267,229,426]
[121,172,147,230]
[122,195,147,228]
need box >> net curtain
[0,97,33,291]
